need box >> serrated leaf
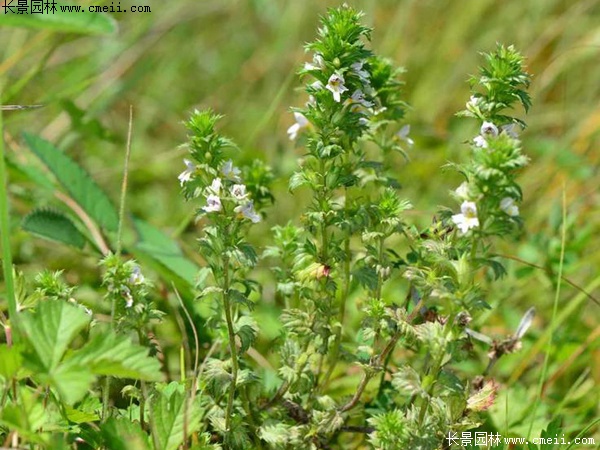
[20,300,91,371]
[22,208,86,249]
[101,417,151,450]
[23,133,119,232]
[259,423,292,445]
[392,366,424,397]
[150,382,203,450]
[67,330,164,382]
[235,315,258,354]
[0,3,117,35]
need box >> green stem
[0,108,18,341]
[223,255,238,434]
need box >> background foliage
[1,0,599,448]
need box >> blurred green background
[1,0,599,441]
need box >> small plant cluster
[0,5,549,450]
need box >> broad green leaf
[0,344,22,379]
[47,362,94,404]
[22,208,87,249]
[67,329,164,382]
[132,217,198,286]
[20,300,91,371]
[101,417,151,450]
[23,133,119,232]
[151,382,203,450]
[0,4,117,35]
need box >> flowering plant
[1,6,553,450]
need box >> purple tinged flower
[287,112,309,140]
[178,159,196,186]
[326,73,348,102]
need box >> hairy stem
[223,255,238,433]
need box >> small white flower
[473,135,488,148]
[351,60,370,84]
[129,265,145,285]
[500,197,519,217]
[480,121,498,137]
[178,159,196,186]
[452,201,479,234]
[358,117,370,126]
[396,124,414,146]
[501,123,519,138]
[203,194,222,213]
[122,286,134,308]
[455,182,470,200]
[304,53,324,71]
[326,73,348,102]
[221,160,241,181]
[348,90,373,108]
[310,80,324,91]
[466,95,480,108]
[231,184,248,201]
[234,201,261,223]
[207,177,222,195]
[287,112,309,140]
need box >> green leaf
[0,344,22,379]
[151,382,203,450]
[101,417,151,450]
[132,217,198,286]
[67,329,164,382]
[20,300,91,371]
[0,3,117,35]
[48,362,95,404]
[22,208,87,249]
[23,133,120,232]
[235,315,258,354]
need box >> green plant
[1,5,597,450]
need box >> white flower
[203,194,222,213]
[231,184,248,201]
[178,159,196,186]
[466,95,480,108]
[452,201,479,234]
[122,286,133,308]
[326,73,348,102]
[500,197,519,217]
[501,123,519,138]
[351,60,370,84]
[396,124,414,146]
[234,201,261,223]
[480,121,498,137]
[473,135,488,148]
[358,117,370,126]
[348,90,373,108]
[304,53,324,71]
[287,112,309,140]
[207,177,222,195]
[221,160,241,181]
[129,265,145,285]
[455,182,470,200]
